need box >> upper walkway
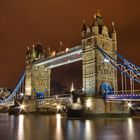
[34,45,82,68]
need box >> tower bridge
[0,11,140,115]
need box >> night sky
[0,0,140,89]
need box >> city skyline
[0,0,140,88]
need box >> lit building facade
[82,12,117,97]
[25,41,51,98]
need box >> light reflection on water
[17,115,24,140]
[55,114,63,140]
[85,120,94,140]
[0,114,140,140]
[127,118,135,140]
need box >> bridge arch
[100,82,114,98]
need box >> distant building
[0,88,10,99]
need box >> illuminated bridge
[1,44,139,108]
[0,12,140,114]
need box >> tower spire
[70,82,74,92]
[96,10,102,18]
[81,19,87,38]
[112,21,116,33]
[82,19,86,31]
[93,10,104,27]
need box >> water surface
[0,114,139,140]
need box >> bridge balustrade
[36,94,72,108]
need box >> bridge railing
[36,94,72,108]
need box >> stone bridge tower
[25,41,51,99]
[82,11,117,98]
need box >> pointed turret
[31,44,36,59]
[26,46,31,60]
[111,21,117,41]
[96,10,102,18]
[82,19,86,31]
[81,19,87,38]
[112,21,116,33]
[26,46,31,55]
[94,10,104,26]
[35,41,45,59]
[93,14,98,26]
[91,10,104,35]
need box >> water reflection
[85,120,94,139]
[55,114,63,140]
[0,115,140,140]
[67,120,85,139]
[127,118,134,140]
[17,115,24,140]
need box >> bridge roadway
[34,45,82,68]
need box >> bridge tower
[82,11,118,113]
[25,42,51,100]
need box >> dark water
[0,114,140,140]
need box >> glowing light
[86,99,91,108]
[52,51,56,57]
[25,87,31,96]
[20,105,24,110]
[128,102,132,108]
[20,93,24,96]
[57,105,61,110]
[77,98,81,104]
[65,48,69,52]
[104,58,109,63]
[70,82,74,92]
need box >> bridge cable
[121,65,124,95]
[124,74,127,94]
[113,68,116,94]
[97,46,140,84]
[124,61,127,95]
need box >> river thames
[0,114,140,140]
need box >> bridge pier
[84,97,105,113]
[23,98,37,113]
[84,97,130,114]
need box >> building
[82,11,117,97]
[25,41,51,99]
